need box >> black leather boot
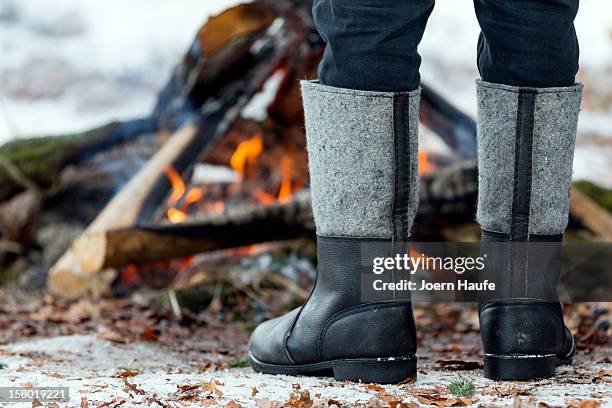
[479,232,576,380]
[249,81,421,383]
[249,236,417,383]
[475,80,583,380]
[479,300,576,380]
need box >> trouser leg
[474,0,579,87]
[313,0,435,91]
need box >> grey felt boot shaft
[248,82,421,384]
[476,80,583,236]
[301,81,420,239]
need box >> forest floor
[0,289,610,408]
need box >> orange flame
[278,154,294,203]
[418,149,433,175]
[230,133,264,177]
[183,187,205,206]
[167,208,187,224]
[204,201,225,213]
[164,165,186,207]
[163,167,208,223]
[254,189,276,204]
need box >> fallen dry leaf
[122,377,145,396]
[98,397,127,408]
[385,398,419,408]
[97,331,129,344]
[113,368,142,378]
[565,400,604,408]
[142,327,159,342]
[201,379,224,398]
[414,390,473,408]
[364,383,387,397]
[582,401,602,408]
[490,385,535,397]
[285,389,314,408]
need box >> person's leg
[473,0,582,380]
[249,0,434,383]
[474,0,579,87]
[314,0,434,92]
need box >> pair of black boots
[249,80,583,383]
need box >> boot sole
[484,353,573,381]
[250,354,417,384]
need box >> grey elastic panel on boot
[301,81,420,239]
[476,80,583,235]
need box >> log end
[72,232,108,273]
[47,250,113,298]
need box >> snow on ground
[0,334,609,407]
[0,0,610,183]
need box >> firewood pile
[0,0,610,302]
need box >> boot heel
[484,354,556,380]
[332,356,416,384]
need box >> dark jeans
[313,0,580,91]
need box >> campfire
[162,125,307,227]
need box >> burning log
[416,160,477,224]
[72,191,314,270]
[171,241,312,309]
